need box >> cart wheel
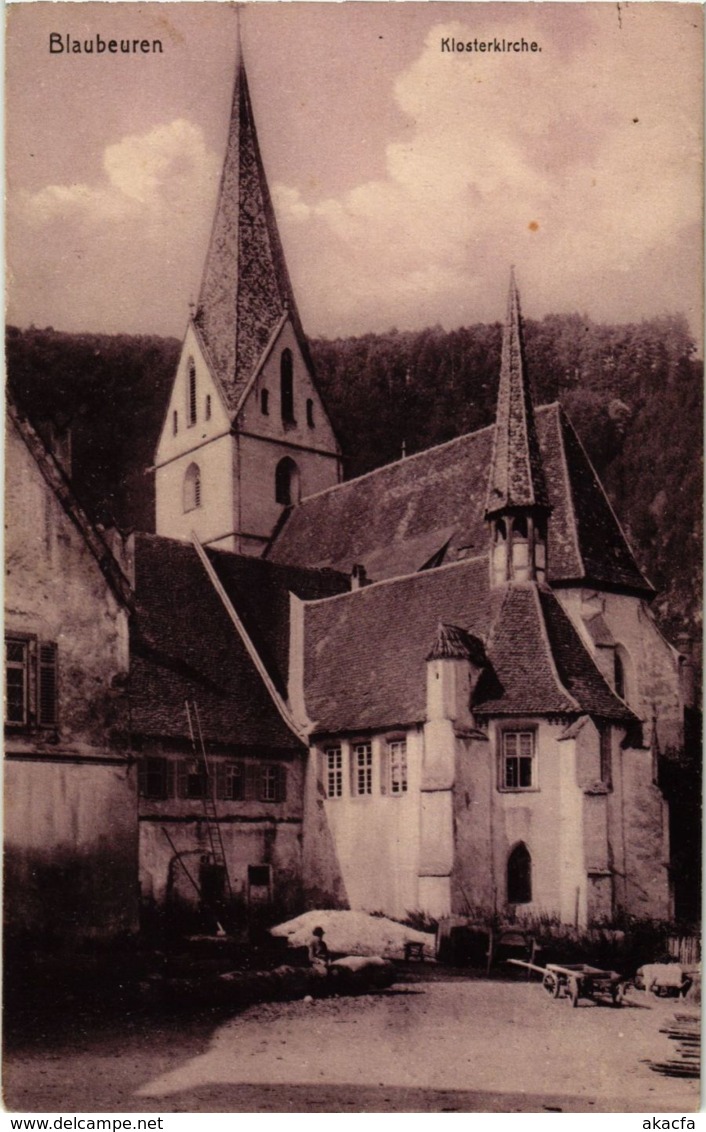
[611,982,625,1007]
[542,972,559,997]
[569,978,580,1007]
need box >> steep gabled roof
[303,558,493,735]
[194,49,313,416]
[474,584,635,722]
[130,533,347,748]
[7,394,133,611]
[269,403,652,596]
[485,271,550,517]
[301,563,635,735]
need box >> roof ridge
[301,553,489,607]
[8,397,134,611]
[559,408,653,594]
[531,584,581,711]
[298,404,559,508]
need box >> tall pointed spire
[195,32,308,416]
[485,269,550,518]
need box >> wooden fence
[668,934,701,966]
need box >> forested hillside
[6,313,702,641]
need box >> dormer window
[187,359,197,426]
[183,463,201,512]
[280,350,294,423]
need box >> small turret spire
[485,271,551,585]
[486,269,549,516]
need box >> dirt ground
[3,979,700,1114]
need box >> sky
[6,1,704,346]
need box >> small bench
[404,941,426,962]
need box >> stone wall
[5,419,138,942]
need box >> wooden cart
[508,959,626,1007]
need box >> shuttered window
[5,639,28,725]
[5,636,58,729]
[38,643,58,727]
[260,764,287,803]
[138,757,173,800]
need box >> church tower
[154,38,342,554]
[485,270,551,586]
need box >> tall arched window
[183,463,201,512]
[507,842,532,905]
[614,650,626,700]
[275,457,300,506]
[280,350,294,423]
[306,398,315,428]
[187,359,197,426]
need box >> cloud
[274,7,703,338]
[9,120,220,335]
[20,119,219,226]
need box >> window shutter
[166,760,176,799]
[245,763,260,801]
[276,764,287,803]
[176,760,189,799]
[214,761,226,800]
[38,642,58,726]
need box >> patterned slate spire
[195,40,308,416]
[485,270,550,517]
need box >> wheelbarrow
[507,959,627,1007]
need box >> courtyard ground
[3,978,700,1114]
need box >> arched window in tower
[275,457,300,506]
[507,842,532,905]
[187,359,197,426]
[183,463,202,512]
[280,350,294,423]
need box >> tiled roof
[302,562,635,734]
[269,403,651,596]
[304,558,493,735]
[195,54,312,417]
[130,533,347,748]
[474,584,635,722]
[485,273,550,516]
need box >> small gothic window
[172,410,178,436]
[205,394,212,421]
[275,457,300,506]
[507,842,532,904]
[261,389,270,415]
[183,463,201,512]
[514,515,528,539]
[306,398,315,428]
[187,359,197,426]
[280,350,294,423]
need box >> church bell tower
[154,32,342,554]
